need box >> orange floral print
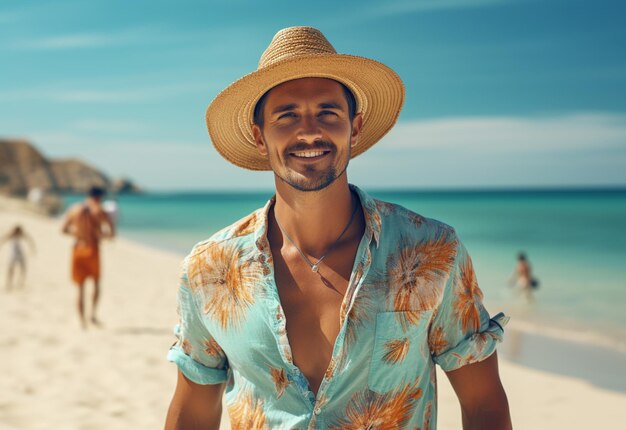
[191,244,261,330]
[473,330,500,353]
[451,352,476,367]
[204,338,222,357]
[227,389,268,430]
[410,213,424,227]
[181,339,192,355]
[428,326,449,356]
[455,254,484,334]
[388,234,456,324]
[231,210,262,237]
[382,338,410,364]
[269,367,290,399]
[422,401,432,430]
[375,200,396,216]
[329,383,423,430]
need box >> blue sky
[1,0,625,190]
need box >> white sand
[1,204,625,429]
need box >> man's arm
[165,370,225,430]
[100,211,115,239]
[61,207,76,236]
[445,352,512,430]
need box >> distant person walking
[62,186,115,328]
[1,225,35,290]
[510,252,538,301]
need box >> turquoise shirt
[168,185,508,429]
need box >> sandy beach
[1,203,625,429]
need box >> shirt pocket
[368,310,434,394]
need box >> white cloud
[0,88,143,103]
[349,112,626,188]
[12,34,112,49]
[381,113,626,153]
[0,82,212,104]
[358,0,521,19]
[71,120,149,133]
[3,26,160,51]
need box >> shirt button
[314,407,321,415]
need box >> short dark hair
[253,81,357,127]
[88,186,106,198]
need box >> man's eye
[278,112,296,120]
[319,110,337,117]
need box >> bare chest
[272,244,357,394]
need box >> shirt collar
[253,184,382,251]
[350,184,381,248]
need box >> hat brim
[206,54,405,171]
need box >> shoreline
[117,227,626,390]
[499,327,626,393]
[2,205,626,428]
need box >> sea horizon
[61,184,626,197]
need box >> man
[62,186,115,328]
[166,27,511,429]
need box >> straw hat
[205,26,405,171]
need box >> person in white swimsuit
[1,225,36,290]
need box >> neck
[271,174,360,256]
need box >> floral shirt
[168,185,508,430]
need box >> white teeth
[293,151,324,158]
[293,151,325,158]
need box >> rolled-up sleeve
[429,234,509,372]
[167,256,229,385]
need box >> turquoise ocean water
[64,188,626,352]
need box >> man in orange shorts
[62,186,115,328]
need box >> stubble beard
[270,140,351,192]
[277,163,344,192]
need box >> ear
[350,113,363,148]
[251,124,268,156]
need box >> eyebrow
[319,102,344,111]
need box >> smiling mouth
[290,150,331,159]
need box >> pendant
[311,264,319,273]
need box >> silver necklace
[274,198,359,273]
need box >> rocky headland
[0,138,140,215]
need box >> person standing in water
[1,225,36,290]
[510,252,537,302]
[62,186,115,328]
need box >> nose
[295,114,323,143]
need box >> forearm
[165,403,222,430]
[62,223,73,235]
[165,372,225,430]
[462,403,512,430]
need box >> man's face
[252,77,362,192]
